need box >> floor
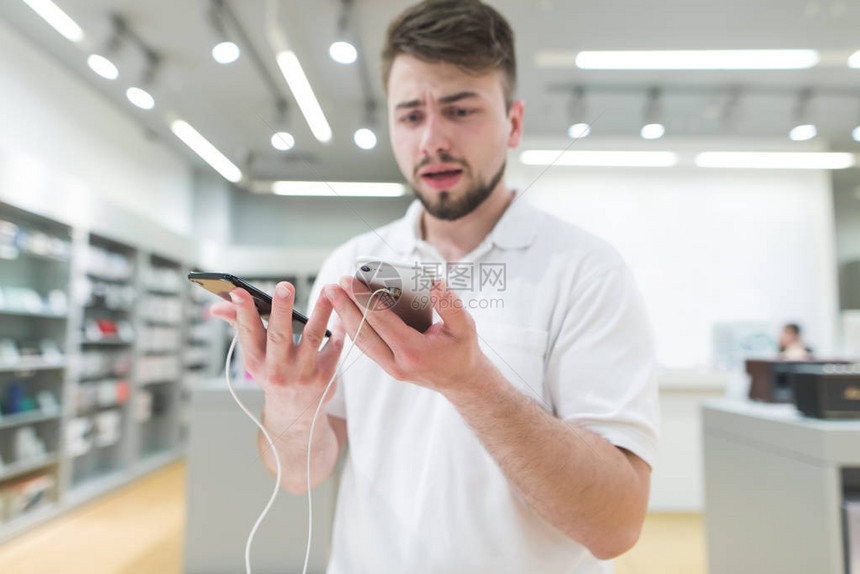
[0,461,707,574]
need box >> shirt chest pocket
[474,321,552,412]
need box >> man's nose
[419,113,452,157]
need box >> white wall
[0,17,193,235]
[508,138,840,370]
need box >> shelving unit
[0,201,208,543]
[0,202,71,532]
[0,198,330,544]
[66,234,138,493]
[135,254,184,462]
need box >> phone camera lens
[360,265,371,272]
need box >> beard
[412,157,506,221]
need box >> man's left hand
[323,276,490,395]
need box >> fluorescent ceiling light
[270,181,406,197]
[849,50,860,68]
[575,49,820,70]
[695,152,855,170]
[20,0,84,43]
[126,87,155,110]
[354,128,377,150]
[271,131,295,151]
[519,150,678,167]
[212,41,240,65]
[329,41,358,64]
[852,126,860,142]
[170,120,242,183]
[87,54,118,80]
[276,50,333,143]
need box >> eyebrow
[394,91,481,110]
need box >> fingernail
[338,277,349,290]
[276,284,290,299]
[230,291,240,303]
[325,286,338,301]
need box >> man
[211,1,659,572]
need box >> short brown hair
[381,0,517,110]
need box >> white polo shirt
[307,190,660,574]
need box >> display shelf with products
[0,202,71,530]
[0,198,209,543]
[135,254,184,462]
[67,234,137,491]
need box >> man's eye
[403,113,421,123]
[450,108,472,117]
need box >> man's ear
[507,99,525,148]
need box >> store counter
[703,398,860,574]
[184,379,341,574]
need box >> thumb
[432,279,471,333]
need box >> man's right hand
[209,281,346,426]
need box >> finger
[297,286,336,368]
[326,284,396,368]
[265,282,296,383]
[230,288,267,374]
[339,275,420,351]
[209,301,237,325]
[317,314,345,375]
[431,279,472,334]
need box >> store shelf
[84,272,133,284]
[81,339,135,346]
[0,411,61,430]
[0,309,67,319]
[0,359,66,373]
[0,203,212,543]
[0,503,59,544]
[0,453,58,482]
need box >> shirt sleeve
[306,246,352,419]
[545,264,660,469]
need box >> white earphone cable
[224,288,388,574]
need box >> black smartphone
[187,272,331,338]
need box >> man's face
[386,55,524,221]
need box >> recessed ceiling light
[849,50,860,68]
[329,41,358,64]
[212,41,240,65]
[567,123,591,139]
[354,128,377,150]
[640,123,666,140]
[126,87,155,110]
[789,124,817,141]
[87,54,119,80]
[271,132,295,151]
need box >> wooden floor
[0,461,707,574]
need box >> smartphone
[353,257,435,333]
[187,272,331,338]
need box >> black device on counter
[746,359,854,403]
[792,363,860,419]
[188,272,331,338]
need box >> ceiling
[2,0,860,185]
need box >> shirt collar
[388,189,539,255]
